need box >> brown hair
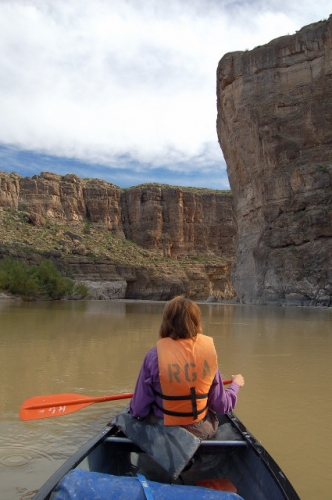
[159,296,202,340]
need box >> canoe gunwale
[226,412,300,500]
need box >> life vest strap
[153,389,209,401]
[153,386,208,420]
[190,387,198,420]
[154,401,208,418]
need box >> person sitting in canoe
[129,296,245,440]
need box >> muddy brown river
[1,300,331,499]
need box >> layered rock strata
[64,259,234,301]
[217,15,332,306]
[0,172,235,258]
[0,171,236,300]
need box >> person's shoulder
[143,346,158,372]
[198,333,215,342]
[144,346,157,361]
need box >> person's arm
[129,348,157,419]
[208,369,244,414]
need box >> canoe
[32,411,300,500]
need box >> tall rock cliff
[121,185,235,258]
[217,15,332,306]
[0,171,236,301]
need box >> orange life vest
[155,335,218,426]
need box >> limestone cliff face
[0,171,236,301]
[217,16,332,305]
[121,185,235,257]
[0,172,235,257]
[0,174,20,208]
[17,172,124,232]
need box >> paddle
[19,392,134,421]
[20,379,233,421]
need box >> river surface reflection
[1,300,331,499]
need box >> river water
[0,299,331,500]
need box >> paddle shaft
[20,379,233,421]
[26,393,134,411]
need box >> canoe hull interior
[83,430,291,499]
[33,413,300,500]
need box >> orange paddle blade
[20,392,134,421]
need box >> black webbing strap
[153,387,208,420]
[190,387,198,420]
[153,402,208,418]
[153,389,208,401]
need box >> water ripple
[0,444,55,469]
[15,488,38,500]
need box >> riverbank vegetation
[0,257,88,300]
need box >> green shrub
[317,164,329,173]
[73,283,89,298]
[32,259,74,299]
[83,222,92,234]
[0,257,40,298]
[0,257,75,300]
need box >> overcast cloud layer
[0,0,331,188]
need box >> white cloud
[0,0,331,186]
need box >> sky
[0,1,331,190]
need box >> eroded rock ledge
[217,15,332,306]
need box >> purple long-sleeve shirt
[129,347,240,419]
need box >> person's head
[159,296,202,340]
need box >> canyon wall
[217,15,332,306]
[121,185,235,258]
[0,172,235,258]
[0,171,236,301]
